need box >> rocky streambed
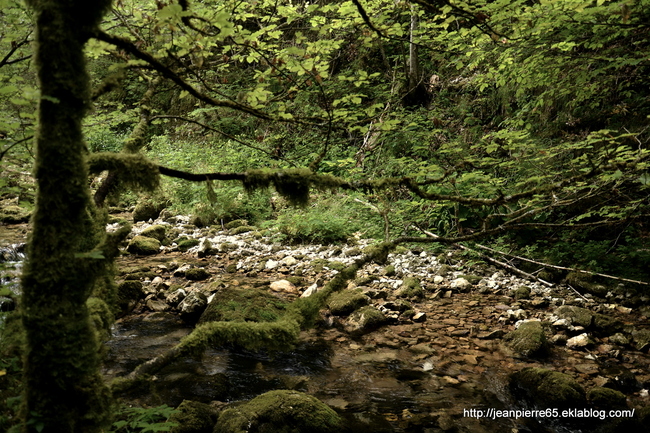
[2,214,650,432]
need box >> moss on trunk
[20,0,113,432]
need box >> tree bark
[21,0,112,432]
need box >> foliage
[108,405,178,433]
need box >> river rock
[555,305,593,328]
[168,400,216,433]
[509,367,586,409]
[117,280,144,315]
[397,277,423,299]
[214,390,342,433]
[127,235,161,255]
[179,292,208,324]
[632,329,650,351]
[450,278,470,290]
[280,256,298,266]
[587,387,627,409]
[301,283,319,298]
[141,224,167,242]
[503,320,549,357]
[185,267,210,281]
[166,288,187,307]
[566,333,592,349]
[345,306,387,335]
[270,279,298,294]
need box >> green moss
[86,296,114,342]
[117,280,144,315]
[214,390,342,433]
[177,238,200,252]
[230,225,256,235]
[510,367,586,409]
[185,268,210,281]
[198,287,288,324]
[504,321,549,357]
[383,265,396,276]
[457,274,482,285]
[168,400,216,433]
[327,288,369,316]
[587,387,627,409]
[86,152,160,193]
[327,261,346,272]
[397,277,424,299]
[127,235,161,255]
[224,219,249,229]
[141,224,167,242]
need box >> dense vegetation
[0,0,648,431]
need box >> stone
[587,387,627,409]
[433,275,444,284]
[133,199,166,222]
[509,367,587,409]
[412,312,426,322]
[140,224,167,242]
[397,277,424,299]
[301,283,319,298]
[270,279,298,294]
[566,333,592,349]
[214,390,341,433]
[476,329,505,339]
[512,286,531,300]
[127,235,161,255]
[0,205,30,223]
[168,400,216,433]
[281,256,298,266]
[166,288,187,307]
[179,292,208,324]
[503,320,550,357]
[632,329,650,351]
[265,259,279,270]
[146,298,169,312]
[345,306,387,334]
[555,305,593,328]
[592,313,623,336]
[450,278,470,290]
[185,267,210,281]
[608,333,629,346]
[177,238,200,252]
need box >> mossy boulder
[224,219,248,229]
[127,235,161,255]
[230,225,256,235]
[140,224,167,242]
[177,238,201,252]
[214,390,342,433]
[198,287,288,324]
[555,305,593,328]
[587,387,627,409]
[383,265,396,276]
[169,400,216,433]
[117,280,144,315]
[397,277,424,299]
[457,274,482,285]
[0,205,31,224]
[503,321,550,357]
[185,267,211,281]
[133,198,167,222]
[512,286,531,300]
[346,306,387,335]
[509,367,586,409]
[327,288,369,316]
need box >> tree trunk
[21,0,112,432]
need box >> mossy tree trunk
[21,0,112,432]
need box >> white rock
[265,259,279,270]
[433,275,445,284]
[566,333,592,349]
[450,278,470,289]
[281,256,298,266]
[270,279,297,293]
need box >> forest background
[0,0,649,431]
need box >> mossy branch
[87,152,160,193]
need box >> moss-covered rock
[383,265,396,276]
[457,274,482,285]
[512,286,531,300]
[127,235,161,255]
[169,400,216,433]
[397,277,424,299]
[224,219,249,229]
[587,387,627,409]
[185,268,211,281]
[346,306,387,334]
[198,287,288,324]
[503,321,549,357]
[117,280,144,315]
[177,238,200,252]
[327,288,369,316]
[140,224,167,242]
[214,390,342,433]
[133,198,167,222]
[555,305,593,328]
[230,225,256,235]
[327,261,346,272]
[509,367,586,409]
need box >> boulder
[185,267,210,281]
[179,292,208,324]
[214,390,342,433]
[169,400,216,433]
[140,224,167,242]
[198,287,287,324]
[509,367,586,409]
[555,305,593,328]
[345,306,387,335]
[397,277,424,299]
[127,235,161,255]
[503,320,550,357]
